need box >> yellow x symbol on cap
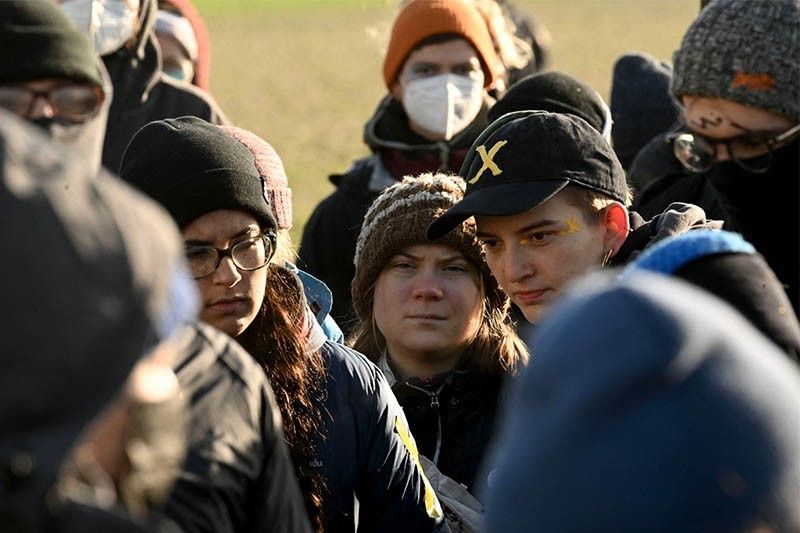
[469,140,508,184]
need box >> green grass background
[193,0,698,245]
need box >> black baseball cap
[426,111,628,240]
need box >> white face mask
[401,73,484,141]
[60,0,140,57]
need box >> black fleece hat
[488,71,612,138]
[427,110,627,240]
[120,116,278,232]
[0,0,103,86]
[610,52,679,169]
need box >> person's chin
[519,301,549,324]
[202,310,253,338]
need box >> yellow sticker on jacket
[395,416,444,521]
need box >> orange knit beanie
[383,0,501,89]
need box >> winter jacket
[102,0,227,172]
[0,110,189,532]
[631,138,799,314]
[164,323,312,533]
[315,341,443,533]
[299,96,491,334]
[378,356,505,494]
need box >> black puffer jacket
[378,356,505,494]
[164,324,311,533]
[102,0,226,171]
[299,97,490,334]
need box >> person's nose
[410,270,444,300]
[504,244,535,285]
[211,256,242,287]
[27,94,56,120]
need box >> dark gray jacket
[164,324,312,533]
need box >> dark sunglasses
[667,123,800,174]
[0,84,105,123]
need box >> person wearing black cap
[0,0,111,175]
[427,111,718,325]
[56,0,227,172]
[121,116,444,533]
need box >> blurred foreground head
[485,271,800,532]
[0,110,197,530]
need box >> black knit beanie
[488,71,611,139]
[119,116,278,232]
[0,0,103,86]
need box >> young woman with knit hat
[300,0,504,336]
[120,117,444,533]
[350,172,529,494]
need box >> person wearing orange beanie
[300,0,503,335]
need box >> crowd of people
[1,0,798,532]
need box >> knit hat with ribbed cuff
[383,0,502,89]
[672,0,800,122]
[352,172,505,321]
[218,125,293,231]
[119,116,277,232]
[0,0,103,86]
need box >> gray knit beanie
[672,0,800,122]
[352,173,506,321]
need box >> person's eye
[443,264,468,273]
[520,232,554,246]
[411,64,435,77]
[453,64,478,77]
[391,261,415,271]
[185,247,211,260]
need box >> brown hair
[237,265,326,531]
[349,252,529,377]
[560,183,632,225]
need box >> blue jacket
[316,341,442,532]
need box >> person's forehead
[475,192,578,235]
[403,37,479,67]
[182,209,260,240]
[681,95,794,132]
[395,241,466,260]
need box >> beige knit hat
[352,172,506,321]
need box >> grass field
[192,0,698,244]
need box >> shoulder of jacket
[321,341,385,396]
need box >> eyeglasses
[184,233,276,280]
[667,123,800,174]
[0,84,105,123]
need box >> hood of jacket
[102,0,161,115]
[363,94,493,165]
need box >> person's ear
[390,78,404,102]
[602,202,630,258]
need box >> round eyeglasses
[184,233,276,280]
[667,123,800,174]
[0,84,105,123]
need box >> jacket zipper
[406,381,446,466]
